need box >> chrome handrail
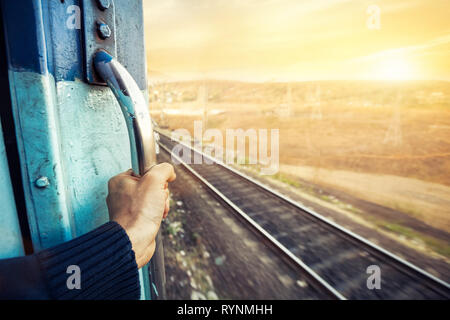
[94,50,165,300]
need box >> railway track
[157,130,450,300]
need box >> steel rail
[157,129,450,294]
[159,142,346,300]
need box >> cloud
[144,0,450,81]
[352,33,450,63]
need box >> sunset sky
[143,0,450,81]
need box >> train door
[0,0,164,299]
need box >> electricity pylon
[309,85,322,120]
[198,83,208,130]
[383,94,402,146]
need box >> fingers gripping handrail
[94,50,165,300]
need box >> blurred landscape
[144,0,450,299]
[150,79,450,259]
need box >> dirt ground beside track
[235,164,450,282]
[158,151,330,300]
[152,80,450,294]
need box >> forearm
[0,222,140,300]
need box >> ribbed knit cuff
[37,222,140,300]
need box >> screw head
[35,176,50,188]
[97,21,111,39]
[97,0,111,10]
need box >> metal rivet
[35,176,50,188]
[96,21,111,39]
[97,0,110,10]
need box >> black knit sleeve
[0,221,140,300]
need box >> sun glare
[375,56,413,81]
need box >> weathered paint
[0,120,24,259]
[7,71,133,242]
[1,0,151,299]
[7,71,73,249]
[1,0,146,88]
[55,79,130,234]
[8,69,149,299]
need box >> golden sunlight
[375,55,414,81]
[144,0,450,81]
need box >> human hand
[106,163,176,268]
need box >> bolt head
[35,176,50,188]
[97,22,111,39]
[97,0,111,10]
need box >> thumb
[141,162,176,186]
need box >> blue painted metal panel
[42,0,84,81]
[1,0,146,88]
[1,0,151,298]
[7,71,74,249]
[55,79,130,234]
[0,0,48,74]
[0,120,24,259]
[114,0,147,90]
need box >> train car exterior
[0,0,160,299]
